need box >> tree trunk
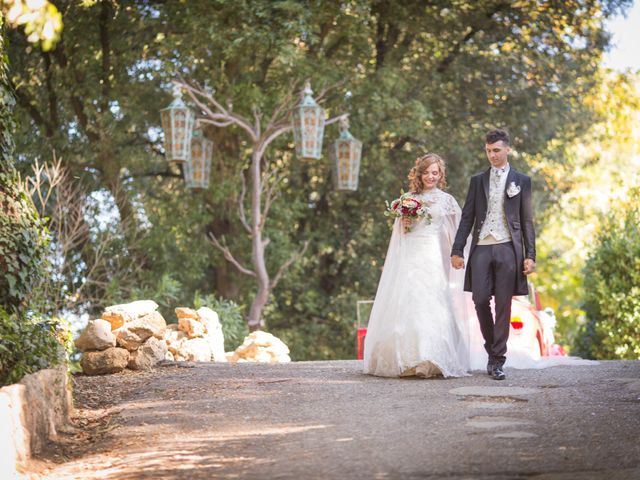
[247,148,270,330]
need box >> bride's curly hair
[408,153,447,192]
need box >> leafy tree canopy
[6,0,633,358]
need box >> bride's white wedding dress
[363,188,470,378]
[363,188,598,378]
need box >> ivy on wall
[0,22,48,312]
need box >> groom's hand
[451,255,465,270]
[524,258,536,275]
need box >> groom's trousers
[469,243,517,366]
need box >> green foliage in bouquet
[576,187,640,359]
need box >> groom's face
[485,141,510,168]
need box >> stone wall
[0,365,72,477]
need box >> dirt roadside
[31,360,640,479]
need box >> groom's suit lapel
[482,169,490,201]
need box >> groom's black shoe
[486,361,494,376]
[492,366,506,381]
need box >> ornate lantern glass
[292,81,325,160]
[331,117,362,191]
[184,129,213,190]
[160,86,195,164]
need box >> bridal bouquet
[385,192,432,232]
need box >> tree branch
[98,0,112,113]
[325,113,348,126]
[121,169,181,181]
[11,82,54,137]
[41,52,59,130]
[260,167,286,230]
[50,39,100,143]
[196,118,235,128]
[315,78,346,104]
[176,79,257,141]
[252,105,262,137]
[436,1,512,73]
[270,240,310,290]
[266,81,298,131]
[238,169,252,234]
[207,232,256,277]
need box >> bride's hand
[401,217,412,232]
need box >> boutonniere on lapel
[506,182,521,198]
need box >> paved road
[39,360,640,479]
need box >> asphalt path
[38,360,640,479]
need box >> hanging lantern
[292,80,325,160]
[160,85,195,164]
[184,129,213,190]
[331,116,362,191]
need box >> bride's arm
[443,194,463,248]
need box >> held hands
[401,217,413,233]
[451,255,465,270]
[523,258,536,275]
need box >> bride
[363,154,470,378]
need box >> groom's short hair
[485,129,510,145]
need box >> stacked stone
[77,300,168,375]
[227,331,291,363]
[163,307,227,363]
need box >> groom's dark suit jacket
[451,167,536,296]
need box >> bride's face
[421,163,442,190]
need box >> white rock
[102,300,158,330]
[165,332,188,356]
[226,352,240,363]
[232,331,291,363]
[178,338,212,362]
[175,307,198,319]
[128,337,168,370]
[75,319,116,352]
[197,307,226,362]
[196,307,220,334]
[178,317,206,338]
[115,311,167,351]
[101,311,126,331]
[254,350,272,363]
[250,330,277,347]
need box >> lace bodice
[407,188,461,236]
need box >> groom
[451,129,536,380]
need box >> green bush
[193,293,248,352]
[0,307,71,386]
[576,187,640,359]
